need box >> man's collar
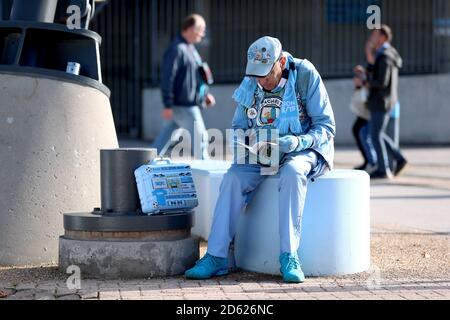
[376,42,390,57]
[179,34,191,45]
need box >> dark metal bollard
[10,0,58,23]
[100,148,157,215]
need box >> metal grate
[91,0,197,137]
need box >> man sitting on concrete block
[185,36,336,283]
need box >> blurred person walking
[365,25,407,179]
[350,65,377,172]
[152,14,215,159]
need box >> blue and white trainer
[279,252,305,283]
[185,253,228,280]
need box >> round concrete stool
[235,169,370,276]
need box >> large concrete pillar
[0,73,118,265]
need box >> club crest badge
[246,107,258,119]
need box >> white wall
[143,73,450,145]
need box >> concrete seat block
[235,169,371,276]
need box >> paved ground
[0,145,449,300]
[1,275,449,300]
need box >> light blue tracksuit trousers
[207,149,326,258]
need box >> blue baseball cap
[245,36,283,77]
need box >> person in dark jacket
[152,14,215,159]
[365,25,407,179]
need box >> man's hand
[277,135,313,154]
[277,135,299,153]
[365,42,375,65]
[296,135,313,151]
[205,93,216,107]
[353,76,363,88]
[162,108,173,120]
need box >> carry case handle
[150,157,172,165]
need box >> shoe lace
[197,253,219,267]
[285,256,301,270]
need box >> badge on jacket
[246,107,258,119]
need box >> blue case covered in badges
[134,158,198,215]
